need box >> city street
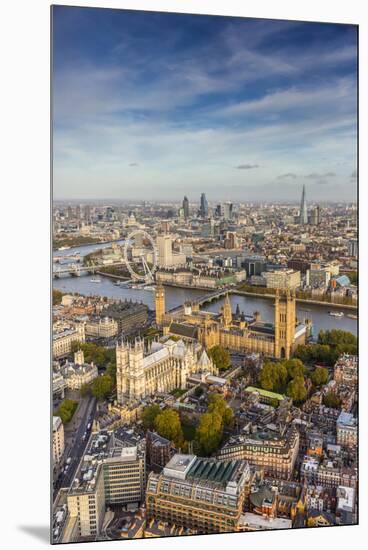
[53,395,97,500]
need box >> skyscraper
[182,196,189,219]
[199,193,208,218]
[299,185,308,225]
[223,201,233,220]
[157,235,173,267]
[310,205,320,225]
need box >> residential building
[334,355,358,388]
[146,430,176,470]
[336,412,357,449]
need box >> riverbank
[234,289,357,310]
[95,270,130,281]
[53,238,123,252]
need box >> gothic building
[155,284,165,326]
[163,289,308,360]
[116,337,217,404]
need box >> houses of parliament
[156,284,307,360]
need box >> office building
[215,204,222,217]
[67,431,146,539]
[146,454,251,534]
[53,322,85,359]
[310,206,320,225]
[85,317,119,339]
[217,425,299,480]
[299,185,308,225]
[102,302,148,334]
[223,202,233,220]
[157,235,173,268]
[348,239,358,258]
[199,193,208,218]
[263,269,301,290]
[182,196,189,219]
[243,255,267,277]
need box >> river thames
[53,242,357,337]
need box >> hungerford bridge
[53,261,127,278]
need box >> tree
[323,392,342,409]
[53,289,63,305]
[154,409,184,447]
[311,367,329,387]
[284,359,305,379]
[91,374,113,401]
[208,394,234,427]
[286,376,307,403]
[294,343,337,366]
[223,406,234,427]
[142,404,161,430]
[318,329,357,347]
[208,345,231,372]
[196,411,223,456]
[56,399,78,424]
[259,361,288,393]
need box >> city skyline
[53,7,357,202]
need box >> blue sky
[52,6,357,202]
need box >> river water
[53,242,357,337]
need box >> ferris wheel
[124,229,158,283]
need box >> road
[53,395,97,501]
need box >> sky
[52,6,357,202]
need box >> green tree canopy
[284,358,305,379]
[142,404,161,430]
[294,344,334,365]
[91,374,113,401]
[286,376,307,403]
[53,289,63,305]
[259,361,288,393]
[208,394,234,427]
[154,409,184,448]
[208,345,231,372]
[196,411,223,456]
[56,399,78,424]
[311,367,329,387]
[323,391,342,409]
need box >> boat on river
[90,277,101,283]
[328,311,344,318]
[347,313,358,320]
